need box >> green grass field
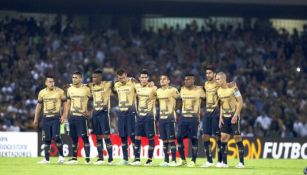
[0,158,305,175]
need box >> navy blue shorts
[42,116,61,141]
[159,118,176,140]
[177,117,199,139]
[92,110,110,135]
[220,116,241,135]
[117,110,136,137]
[135,114,155,138]
[202,109,220,136]
[69,115,89,138]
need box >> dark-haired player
[34,74,67,164]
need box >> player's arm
[34,103,42,127]
[33,92,43,127]
[219,102,223,128]
[232,87,243,124]
[85,87,93,117]
[63,89,71,119]
[60,90,68,123]
[200,86,206,106]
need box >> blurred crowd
[0,16,306,138]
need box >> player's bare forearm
[33,103,42,127]
[234,96,243,117]
[65,100,71,119]
[34,103,42,121]
[61,101,68,122]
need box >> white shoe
[159,162,169,167]
[65,159,78,165]
[168,161,177,167]
[37,159,50,164]
[93,160,104,165]
[129,161,141,166]
[215,162,223,167]
[201,162,213,168]
[57,156,65,164]
[235,162,245,168]
[108,161,113,165]
[220,163,229,168]
[116,160,129,165]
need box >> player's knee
[135,136,142,140]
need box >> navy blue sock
[96,138,104,160]
[121,137,128,161]
[105,138,113,162]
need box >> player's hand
[219,118,224,128]
[82,111,91,117]
[148,81,155,87]
[33,119,38,127]
[60,115,66,124]
[231,114,238,124]
[227,81,237,88]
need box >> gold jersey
[135,83,157,117]
[204,81,219,112]
[180,86,206,117]
[217,86,239,117]
[114,78,136,111]
[67,84,92,116]
[157,86,179,119]
[37,87,66,116]
[88,81,112,111]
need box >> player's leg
[52,117,64,163]
[219,117,232,168]
[144,119,155,166]
[80,118,90,164]
[168,121,177,166]
[92,111,104,164]
[201,114,213,167]
[215,135,222,166]
[65,117,79,164]
[127,113,136,160]
[101,111,113,164]
[233,117,244,168]
[129,118,144,165]
[118,113,129,164]
[177,120,187,166]
[159,119,169,166]
[187,119,199,167]
[212,115,222,166]
[38,117,51,164]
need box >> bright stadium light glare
[296,67,301,72]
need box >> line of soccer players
[34,65,245,168]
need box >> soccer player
[65,71,92,164]
[130,70,157,166]
[156,74,179,167]
[88,69,113,165]
[215,72,244,168]
[201,65,223,167]
[114,69,137,165]
[34,74,67,164]
[177,73,206,167]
